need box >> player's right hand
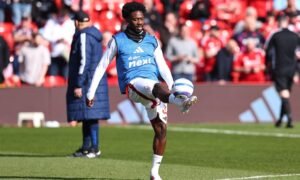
[86,98,94,107]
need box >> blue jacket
[66,26,110,121]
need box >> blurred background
[0,0,299,126]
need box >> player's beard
[125,26,146,43]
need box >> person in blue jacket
[66,11,110,158]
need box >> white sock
[151,154,163,176]
[168,94,183,106]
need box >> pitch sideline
[120,126,300,139]
[217,173,300,180]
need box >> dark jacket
[213,47,234,81]
[266,28,300,77]
[0,36,10,83]
[66,26,110,121]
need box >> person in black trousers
[266,15,300,128]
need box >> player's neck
[125,27,146,43]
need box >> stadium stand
[0,0,299,87]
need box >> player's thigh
[127,78,158,107]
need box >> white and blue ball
[171,78,194,98]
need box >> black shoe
[275,120,282,127]
[86,148,101,158]
[72,147,89,157]
[286,123,294,128]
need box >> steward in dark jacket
[66,11,110,158]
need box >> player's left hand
[86,98,94,107]
[74,88,82,98]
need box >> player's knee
[158,123,167,138]
[152,120,167,138]
[152,83,170,103]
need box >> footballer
[86,2,197,179]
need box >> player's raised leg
[152,83,197,113]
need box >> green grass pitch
[1,123,300,180]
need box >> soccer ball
[171,78,194,99]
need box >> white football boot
[180,95,198,113]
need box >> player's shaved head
[122,1,146,20]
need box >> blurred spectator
[0,35,9,84]
[233,14,265,52]
[161,0,183,13]
[13,16,36,49]
[71,0,91,12]
[31,0,58,28]
[201,25,223,81]
[233,38,266,82]
[189,0,210,21]
[247,0,273,22]
[166,23,200,81]
[61,0,73,12]
[234,6,263,34]
[282,0,300,18]
[210,0,245,26]
[260,11,278,39]
[288,13,300,34]
[213,39,239,83]
[11,0,33,25]
[41,8,75,79]
[143,0,162,31]
[274,0,300,11]
[158,11,179,53]
[18,33,51,86]
[13,16,37,75]
[0,0,8,22]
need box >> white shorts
[127,78,168,123]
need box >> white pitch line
[122,126,300,139]
[217,173,300,180]
[169,127,300,138]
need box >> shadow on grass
[0,176,142,180]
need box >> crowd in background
[0,0,300,88]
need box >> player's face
[128,11,144,33]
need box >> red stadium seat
[5,75,21,87]
[0,22,14,33]
[185,20,202,44]
[231,72,240,83]
[179,0,194,20]
[43,76,66,87]
[93,0,109,12]
[93,10,122,33]
[0,23,14,52]
[154,0,164,14]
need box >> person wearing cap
[266,15,300,128]
[66,11,110,158]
